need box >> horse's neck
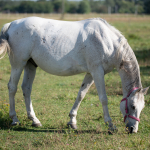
[116,38,142,98]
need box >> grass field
[0,14,150,149]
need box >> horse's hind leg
[8,66,24,125]
[21,61,42,127]
[67,73,94,129]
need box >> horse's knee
[8,82,17,95]
[100,95,108,106]
[78,91,86,100]
[21,84,31,97]
[69,111,77,117]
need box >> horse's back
[7,17,90,75]
[7,17,119,75]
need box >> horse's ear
[141,87,149,95]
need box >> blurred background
[0,2,150,149]
[0,0,149,17]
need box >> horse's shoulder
[84,18,107,26]
[81,18,108,33]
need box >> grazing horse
[0,17,149,133]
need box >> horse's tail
[0,23,11,59]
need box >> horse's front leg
[68,73,94,129]
[21,61,42,127]
[91,66,117,132]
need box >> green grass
[0,15,150,149]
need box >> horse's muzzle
[126,123,136,133]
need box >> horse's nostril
[130,126,133,133]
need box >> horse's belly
[35,59,87,76]
[32,49,88,76]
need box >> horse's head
[120,87,149,133]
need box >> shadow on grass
[9,126,112,135]
[134,49,150,62]
[0,119,12,130]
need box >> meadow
[0,13,150,149]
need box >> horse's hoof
[108,125,118,133]
[11,122,20,126]
[11,123,17,126]
[67,123,77,129]
[32,123,42,127]
[108,130,113,135]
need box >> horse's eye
[131,105,135,110]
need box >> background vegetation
[0,0,149,14]
[0,14,150,149]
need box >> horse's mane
[87,18,142,90]
[120,41,142,90]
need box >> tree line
[0,0,150,14]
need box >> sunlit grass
[0,14,150,149]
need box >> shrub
[77,0,91,14]
[0,100,11,129]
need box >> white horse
[0,17,149,133]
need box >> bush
[16,1,53,13]
[144,0,150,14]
[67,2,78,14]
[119,1,135,13]
[53,0,62,13]
[93,4,107,13]
[0,100,11,129]
[78,0,91,14]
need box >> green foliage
[144,0,150,14]
[0,1,20,12]
[111,0,144,14]
[118,1,135,13]
[78,0,91,14]
[0,100,11,129]
[67,2,78,14]
[105,0,115,7]
[14,1,53,13]
[116,0,144,14]
[52,0,62,13]
[0,0,148,14]
[90,1,107,13]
